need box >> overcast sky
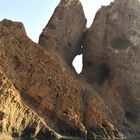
[0,0,114,73]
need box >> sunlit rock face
[0,70,59,140]
[0,0,140,139]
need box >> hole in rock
[97,64,110,84]
[72,54,83,74]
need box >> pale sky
[0,0,114,42]
[81,0,114,27]
[0,0,114,73]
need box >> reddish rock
[0,19,86,138]
[0,70,59,139]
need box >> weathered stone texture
[39,0,86,68]
[82,0,140,137]
[0,70,59,140]
[0,19,86,138]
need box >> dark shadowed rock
[39,0,86,68]
[82,0,140,137]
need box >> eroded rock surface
[0,70,59,140]
[0,0,140,139]
[39,0,86,68]
[0,19,86,138]
[82,0,140,138]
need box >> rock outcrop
[0,18,124,139]
[82,0,140,138]
[0,70,59,140]
[39,0,86,69]
[0,0,140,139]
[0,19,87,138]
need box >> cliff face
[0,70,59,140]
[0,19,86,138]
[0,0,140,139]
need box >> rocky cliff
[0,0,140,139]
[82,0,140,138]
[0,70,60,140]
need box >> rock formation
[0,19,86,138]
[0,70,59,140]
[39,0,86,69]
[0,0,140,139]
[82,0,140,138]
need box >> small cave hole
[72,54,83,74]
[0,111,4,120]
[36,128,54,140]
[97,64,110,84]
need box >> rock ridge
[0,69,59,140]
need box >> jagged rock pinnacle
[0,0,140,139]
[39,0,86,69]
